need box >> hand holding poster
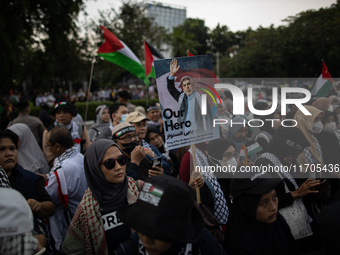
[154,55,220,150]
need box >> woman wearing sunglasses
[62,139,142,255]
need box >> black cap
[230,173,282,201]
[117,175,204,243]
[52,101,77,117]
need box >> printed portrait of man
[166,58,213,132]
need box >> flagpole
[145,85,148,106]
[85,57,96,122]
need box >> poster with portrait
[154,55,220,150]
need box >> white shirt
[45,152,88,250]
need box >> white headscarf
[8,123,50,174]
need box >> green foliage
[0,0,86,92]
[175,18,210,55]
[215,1,340,78]
[209,24,233,55]
[171,27,199,57]
[1,0,340,93]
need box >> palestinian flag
[97,26,147,84]
[144,41,164,85]
[186,49,194,56]
[148,185,164,197]
[311,60,333,97]
[238,144,248,163]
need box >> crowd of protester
[1,84,340,255]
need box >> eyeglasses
[118,134,139,143]
[45,144,55,150]
[100,154,128,169]
[222,152,238,160]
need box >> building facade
[144,1,187,58]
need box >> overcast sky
[81,0,336,31]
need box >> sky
[80,0,336,31]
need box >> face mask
[120,114,128,123]
[122,140,139,154]
[308,121,323,134]
[328,105,334,112]
[222,157,238,168]
[324,122,336,133]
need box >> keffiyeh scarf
[189,147,229,225]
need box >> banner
[154,55,220,150]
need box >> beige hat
[125,111,150,123]
[111,122,136,139]
[135,106,146,115]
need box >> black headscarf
[223,174,298,255]
[207,138,236,201]
[145,125,161,145]
[253,101,269,120]
[260,111,281,136]
[284,110,297,126]
[206,138,235,165]
[84,139,128,213]
[264,126,310,164]
[315,110,340,165]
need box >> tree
[171,27,198,57]
[88,1,171,87]
[175,18,210,55]
[210,23,233,55]
[280,2,340,77]
[0,0,86,92]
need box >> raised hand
[170,59,180,77]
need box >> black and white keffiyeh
[255,152,299,190]
[0,232,38,255]
[50,147,78,173]
[0,166,11,188]
[54,120,81,140]
[189,147,229,225]
[256,131,273,143]
[304,135,323,165]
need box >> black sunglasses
[100,154,128,169]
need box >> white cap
[0,188,33,237]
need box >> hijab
[92,105,110,128]
[226,116,252,154]
[315,110,340,165]
[224,174,298,255]
[206,138,235,165]
[145,126,171,161]
[260,111,280,135]
[253,101,270,120]
[207,138,236,202]
[84,139,128,212]
[284,110,297,126]
[265,126,310,164]
[312,97,333,111]
[7,123,50,174]
[294,105,324,165]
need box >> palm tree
[171,27,199,57]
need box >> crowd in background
[1,83,340,255]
